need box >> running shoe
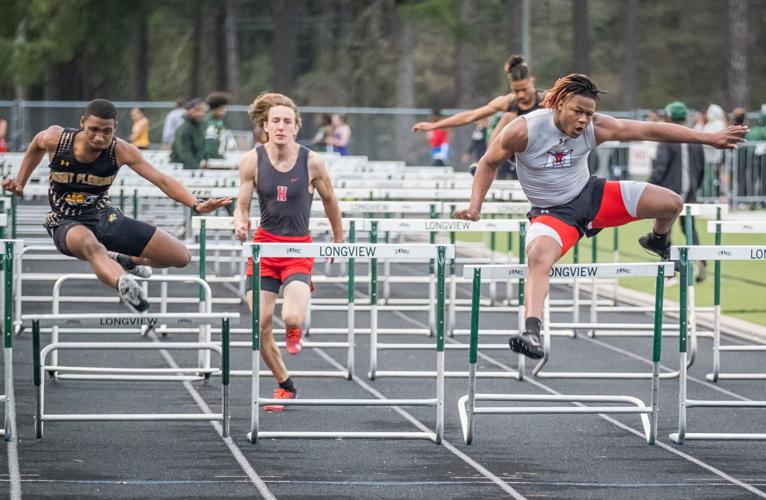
[108,251,152,279]
[263,388,296,412]
[638,232,671,261]
[117,274,150,313]
[508,331,544,359]
[285,327,303,355]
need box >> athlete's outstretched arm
[455,117,528,221]
[2,126,62,195]
[594,114,748,148]
[234,149,257,242]
[118,141,232,212]
[309,153,343,243]
[412,94,511,132]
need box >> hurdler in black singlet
[43,128,156,258]
[256,145,313,236]
[45,127,119,227]
[507,90,544,116]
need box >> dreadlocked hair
[542,74,605,109]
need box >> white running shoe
[117,275,150,313]
[108,251,152,279]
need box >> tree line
[0,0,762,113]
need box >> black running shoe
[638,232,671,261]
[508,331,544,359]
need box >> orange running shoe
[263,388,296,412]
[285,327,303,355]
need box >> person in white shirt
[455,74,748,360]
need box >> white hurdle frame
[705,221,766,382]
[366,218,529,379]
[45,274,214,380]
[670,245,766,443]
[28,312,238,439]
[458,261,669,445]
[246,242,453,443]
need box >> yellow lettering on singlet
[50,171,74,183]
[73,173,116,186]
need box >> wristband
[191,198,205,214]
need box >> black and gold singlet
[45,128,120,226]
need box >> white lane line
[150,333,277,500]
[311,347,527,500]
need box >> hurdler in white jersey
[456,73,748,361]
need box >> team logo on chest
[276,185,288,202]
[543,148,574,168]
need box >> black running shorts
[46,207,157,258]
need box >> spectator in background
[731,107,747,126]
[700,104,728,202]
[170,98,207,170]
[426,109,450,166]
[203,92,231,159]
[129,108,150,149]
[0,118,8,152]
[327,113,350,155]
[162,98,186,148]
[463,118,488,164]
[746,106,766,141]
[648,101,707,282]
[311,114,333,152]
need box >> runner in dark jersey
[2,99,231,313]
[413,55,542,178]
[234,92,343,411]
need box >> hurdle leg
[648,264,665,444]
[221,319,230,438]
[670,248,689,444]
[248,246,261,444]
[434,246,446,443]
[460,268,482,444]
[33,320,43,438]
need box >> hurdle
[0,240,18,441]
[28,311,237,439]
[247,242,452,443]
[705,220,766,382]
[458,261,669,445]
[585,204,725,339]
[670,245,766,443]
[43,274,215,380]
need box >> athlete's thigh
[635,183,681,220]
[64,224,103,260]
[246,289,278,321]
[138,227,191,267]
[281,280,311,317]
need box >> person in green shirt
[746,109,766,141]
[203,92,230,159]
[170,98,207,169]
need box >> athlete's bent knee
[526,244,555,273]
[169,248,192,268]
[281,312,304,329]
